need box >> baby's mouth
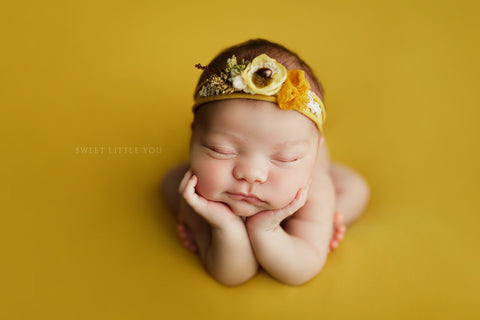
[226,192,266,206]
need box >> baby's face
[189,99,319,217]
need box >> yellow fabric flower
[242,54,287,95]
[277,70,311,111]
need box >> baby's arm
[246,173,336,286]
[179,170,258,286]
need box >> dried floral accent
[198,74,235,96]
[194,63,213,73]
[225,55,248,77]
[198,55,248,97]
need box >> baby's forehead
[195,99,312,124]
[192,99,319,142]
[199,127,309,144]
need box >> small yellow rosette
[277,70,311,111]
[277,70,325,131]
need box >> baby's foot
[329,212,346,253]
[176,213,198,253]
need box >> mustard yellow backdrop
[1,0,479,319]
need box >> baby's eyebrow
[203,130,246,143]
[274,139,309,150]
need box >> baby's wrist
[211,219,248,239]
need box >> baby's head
[189,39,327,217]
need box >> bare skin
[162,141,370,285]
[162,98,370,286]
[163,143,369,230]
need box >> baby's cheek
[268,172,310,208]
[265,179,295,208]
[195,176,218,200]
[192,162,228,201]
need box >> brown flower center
[252,68,273,88]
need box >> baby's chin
[224,200,269,217]
[226,199,291,217]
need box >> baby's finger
[292,187,308,210]
[274,187,307,221]
[182,174,198,200]
[178,169,193,193]
[182,175,208,213]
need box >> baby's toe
[330,240,339,250]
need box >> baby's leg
[330,162,370,225]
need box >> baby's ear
[319,134,325,145]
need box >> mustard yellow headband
[193,54,326,131]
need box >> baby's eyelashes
[270,145,308,166]
[204,145,237,159]
[272,156,299,163]
[271,159,298,166]
[271,153,303,165]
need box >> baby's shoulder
[290,140,335,222]
[294,168,335,223]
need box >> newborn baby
[163,39,370,286]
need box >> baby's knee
[354,173,370,203]
[332,163,370,208]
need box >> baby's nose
[233,160,268,184]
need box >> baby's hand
[247,182,310,232]
[179,170,242,229]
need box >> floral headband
[193,54,326,131]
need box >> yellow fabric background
[1,0,479,319]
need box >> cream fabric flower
[241,54,287,95]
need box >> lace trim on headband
[307,90,322,116]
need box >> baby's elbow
[208,263,258,287]
[213,270,257,287]
[280,255,327,286]
[281,275,313,286]
[282,268,323,286]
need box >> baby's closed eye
[270,141,309,165]
[271,152,304,165]
[204,145,237,159]
[272,155,299,163]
